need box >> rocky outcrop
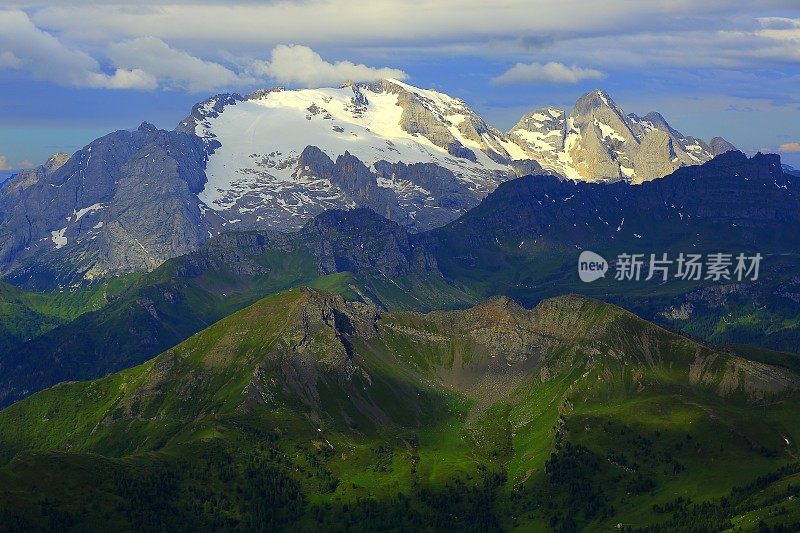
[331,151,397,219]
[632,128,678,181]
[507,107,567,174]
[2,152,69,195]
[374,80,484,163]
[0,123,218,289]
[300,208,437,277]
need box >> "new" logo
[578,251,608,283]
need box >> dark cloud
[520,34,556,50]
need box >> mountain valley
[1,151,798,411]
[2,288,800,530]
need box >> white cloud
[2,3,800,102]
[87,68,158,90]
[780,142,800,153]
[3,3,799,93]
[758,16,800,38]
[0,50,21,68]
[0,11,257,91]
[250,44,407,87]
[0,10,153,89]
[0,156,8,171]
[492,61,604,84]
[29,1,794,48]
[8,2,798,80]
[0,11,405,92]
[0,10,99,86]
[106,37,251,92]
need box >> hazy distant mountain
[0,153,67,191]
[709,136,737,155]
[783,163,800,177]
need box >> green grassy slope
[0,246,362,406]
[0,216,478,406]
[6,182,800,410]
[1,290,799,530]
[0,276,136,353]
[429,219,800,355]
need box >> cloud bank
[250,45,407,86]
[780,142,800,153]
[0,10,408,91]
[1,1,799,168]
[106,37,251,91]
[0,10,148,89]
[492,61,604,84]
[2,4,799,95]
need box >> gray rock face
[362,80,535,176]
[509,90,735,183]
[709,136,737,156]
[0,123,217,289]
[293,147,481,232]
[300,208,437,278]
[394,88,456,149]
[632,129,678,182]
[372,160,481,228]
[376,80,478,162]
[330,151,397,219]
[2,152,69,195]
[177,93,244,134]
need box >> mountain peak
[43,152,69,174]
[637,111,681,137]
[709,136,737,155]
[137,121,157,133]
[573,88,618,111]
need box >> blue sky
[1,1,799,171]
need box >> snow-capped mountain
[0,80,736,287]
[179,81,732,232]
[509,90,727,183]
[178,79,540,231]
